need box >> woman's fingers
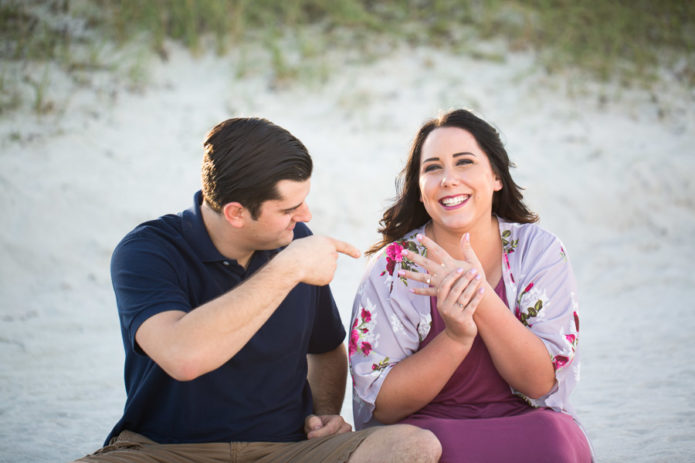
[458,232,481,267]
[441,269,479,310]
[397,269,435,296]
[455,271,482,308]
[400,251,465,291]
[465,286,486,316]
[398,268,429,285]
[399,235,451,272]
[415,233,450,265]
[436,270,482,345]
[400,247,431,270]
[438,267,465,296]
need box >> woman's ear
[222,202,247,228]
[493,175,503,192]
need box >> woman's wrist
[438,329,475,353]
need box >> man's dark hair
[201,117,313,219]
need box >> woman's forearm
[373,331,472,423]
[474,285,555,398]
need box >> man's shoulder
[113,213,184,261]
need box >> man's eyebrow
[281,202,303,213]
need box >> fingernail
[478,287,485,294]
[398,270,405,276]
[475,274,481,280]
[416,233,423,241]
[457,268,464,273]
[464,233,470,243]
[470,268,477,275]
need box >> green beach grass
[2,0,694,114]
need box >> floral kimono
[349,218,582,430]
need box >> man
[75,117,441,462]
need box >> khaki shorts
[74,428,379,463]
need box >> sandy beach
[1,39,694,462]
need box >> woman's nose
[440,170,458,187]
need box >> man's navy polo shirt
[107,191,346,445]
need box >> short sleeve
[111,232,191,354]
[507,226,581,413]
[307,284,346,354]
[349,235,431,429]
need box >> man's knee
[350,424,441,463]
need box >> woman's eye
[423,164,440,173]
[457,159,473,166]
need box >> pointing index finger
[331,238,361,259]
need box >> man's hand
[304,414,352,439]
[282,235,361,286]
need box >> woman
[349,109,592,462]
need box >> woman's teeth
[440,195,468,206]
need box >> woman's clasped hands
[398,232,486,347]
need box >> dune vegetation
[1,0,694,114]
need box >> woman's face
[418,127,502,234]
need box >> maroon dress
[398,280,592,462]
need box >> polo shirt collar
[181,191,228,263]
[181,191,278,267]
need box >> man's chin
[270,231,295,250]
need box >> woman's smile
[439,194,470,209]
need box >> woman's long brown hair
[367,109,538,255]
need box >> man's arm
[136,235,360,382]
[304,343,353,439]
[307,343,348,415]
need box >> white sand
[1,41,694,462]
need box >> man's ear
[222,202,247,228]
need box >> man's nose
[295,202,312,222]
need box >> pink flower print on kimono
[383,242,403,276]
[350,306,378,357]
[514,282,548,327]
[553,333,579,371]
[380,238,425,292]
[552,355,570,370]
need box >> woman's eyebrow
[423,152,475,163]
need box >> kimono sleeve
[348,251,430,429]
[512,228,581,413]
